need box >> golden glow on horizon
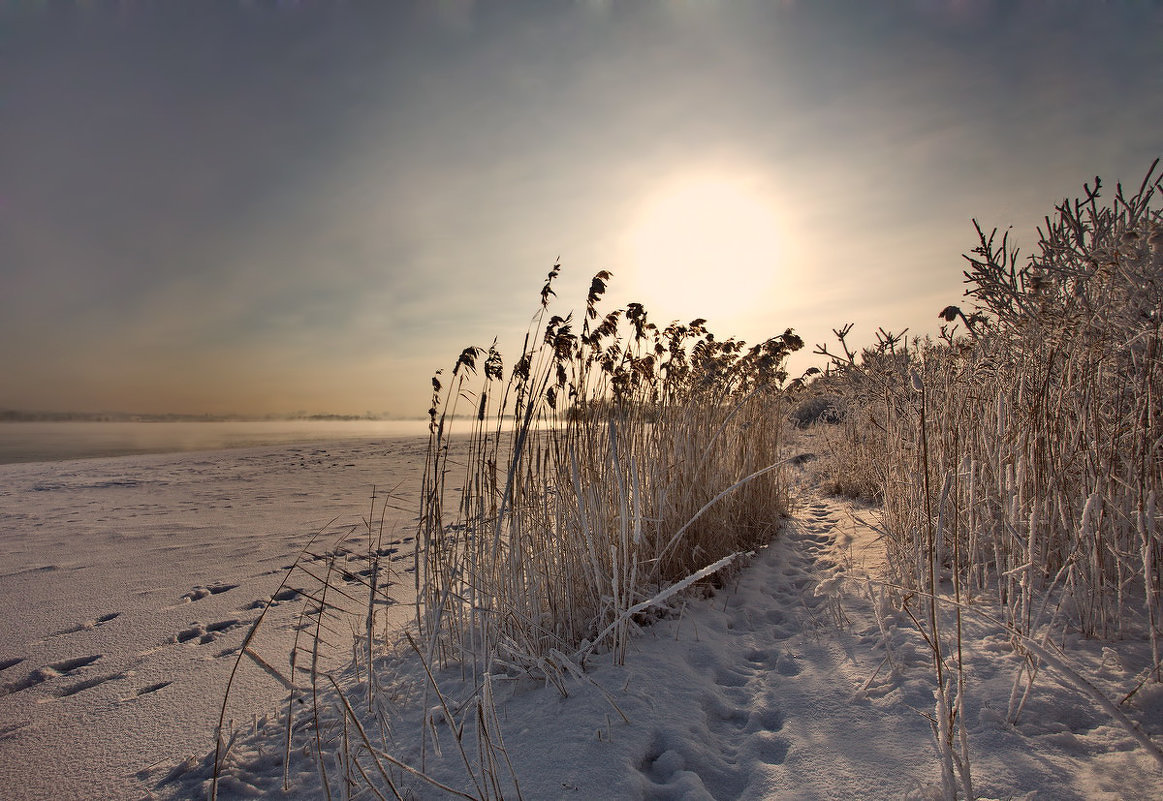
[625,173,782,326]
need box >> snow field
[176,481,1162,800]
[3,437,1161,800]
[0,438,431,801]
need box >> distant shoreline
[0,411,423,423]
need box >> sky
[1,0,1160,417]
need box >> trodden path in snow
[160,454,1163,800]
[481,482,1161,801]
[610,491,939,801]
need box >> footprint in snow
[1,654,102,695]
[0,721,30,742]
[774,650,802,677]
[714,666,753,689]
[638,697,790,801]
[54,671,126,698]
[180,583,238,603]
[171,618,245,646]
[135,681,171,696]
[50,611,122,637]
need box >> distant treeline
[0,411,390,423]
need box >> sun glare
[625,173,783,327]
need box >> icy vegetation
[2,164,1161,800]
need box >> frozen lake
[0,419,432,464]
[0,436,433,800]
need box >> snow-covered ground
[3,436,1162,800]
[0,438,430,801]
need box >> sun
[624,173,783,328]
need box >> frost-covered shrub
[822,162,1163,661]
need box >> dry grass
[416,267,801,678]
[808,161,1163,799]
[209,268,804,799]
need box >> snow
[2,434,1161,800]
[0,438,429,801]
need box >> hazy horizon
[0,408,417,421]
[3,1,1160,417]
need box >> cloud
[2,1,1160,414]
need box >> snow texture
[3,436,1161,800]
[0,438,427,801]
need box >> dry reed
[809,161,1163,799]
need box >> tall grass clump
[824,161,1162,647]
[808,162,1163,797]
[204,271,802,801]
[417,266,802,681]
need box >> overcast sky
[2,0,1160,417]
